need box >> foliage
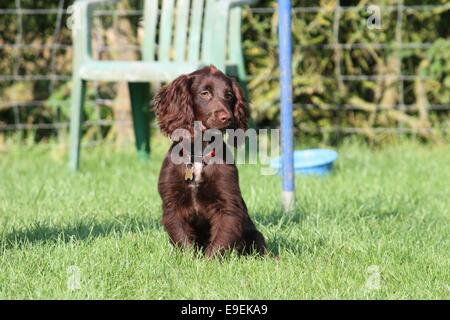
[424,39,450,103]
[0,0,449,142]
[242,0,450,141]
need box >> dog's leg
[243,228,267,255]
[162,211,194,249]
[205,214,243,257]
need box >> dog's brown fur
[154,66,266,257]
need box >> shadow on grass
[3,210,310,258]
[253,209,306,257]
[266,233,329,257]
[254,209,304,226]
[1,214,162,249]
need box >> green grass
[0,138,449,299]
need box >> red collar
[181,147,216,164]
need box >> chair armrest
[71,0,120,26]
[228,0,258,8]
[215,0,257,10]
[76,0,119,5]
[71,0,119,63]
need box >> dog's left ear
[231,79,248,131]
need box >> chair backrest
[141,0,229,69]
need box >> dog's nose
[217,111,231,124]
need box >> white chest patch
[193,162,204,183]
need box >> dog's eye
[200,91,210,99]
[225,92,234,100]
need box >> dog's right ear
[153,74,194,138]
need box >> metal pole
[278,0,295,212]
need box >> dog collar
[182,147,216,182]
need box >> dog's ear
[231,79,248,131]
[153,74,194,137]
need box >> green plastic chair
[69,0,255,171]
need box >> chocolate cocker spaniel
[153,65,266,257]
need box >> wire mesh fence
[0,0,449,141]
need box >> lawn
[0,137,449,299]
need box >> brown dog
[153,65,266,257]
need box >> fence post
[278,0,295,212]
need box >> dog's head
[153,65,248,137]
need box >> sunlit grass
[0,137,449,299]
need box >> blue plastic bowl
[270,149,338,176]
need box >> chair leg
[69,77,86,171]
[128,82,151,160]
